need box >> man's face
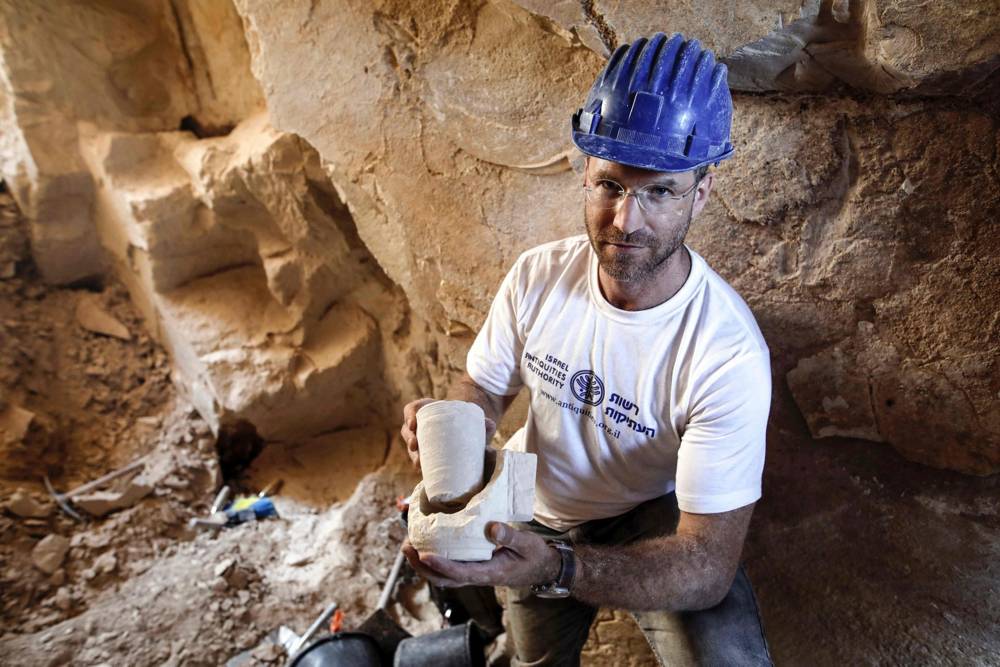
[584,157,708,284]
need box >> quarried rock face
[0,0,264,284]
[235,0,598,333]
[725,0,1000,97]
[509,0,805,57]
[78,112,393,440]
[0,1,998,664]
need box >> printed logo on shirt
[523,349,658,441]
[605,393,656,438]
[523,352,568,390]
[570,370,605,405]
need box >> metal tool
[44,457,147,521]
[377,550,406,611]
[190,493,278,531]
[353,547,412,664]
[210,485,231,514]
[286,602,339,661]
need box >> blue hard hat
[572,33,735,173]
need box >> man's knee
[633,566,773,667]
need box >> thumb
[487,521,514,546]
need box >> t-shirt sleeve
[675,351,771,514]
[465,260,525,396]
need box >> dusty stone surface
[233,1,998,474]
[235,0,597,332]
[0,199,174,487]
[73,481,155,519]
[0,195,440,664]
[0,0,195,284]
[745,401,1000,666]
[0,402,51,480]
[724,0,1000,97]
[169,0,266,134]
[583,609,657,666]
[698,96,1000,475]
[511,0,803,57]
[243,427,391,507]
[510,1,999,100]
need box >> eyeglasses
[583,177,701,215]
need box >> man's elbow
[685,569,737,611]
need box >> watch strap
[551,540,575,590]
[531,539,575,598]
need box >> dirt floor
[1,186,998,666]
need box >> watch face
[532,584,571,599]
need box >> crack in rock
[579,0,617,54]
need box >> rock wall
[0,0,265,285]
[229,0,999,473]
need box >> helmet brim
[572,132,733,173]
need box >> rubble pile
[0,190,440,665]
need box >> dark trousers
[502,493,773,666]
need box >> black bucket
[393,622,486,667]
[290,632,382,667]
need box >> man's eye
[595,180,623,193]
[644,186,673,198]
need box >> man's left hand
[402,522,560,588]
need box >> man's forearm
[572,533,736,611]
[446,373,512,426]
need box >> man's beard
[585,206,693,283]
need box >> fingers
[402,398,435,428]
[421,553,509,587]
[400,398,435,469]
[403,545,447,586]
[403,544,467,588]
[485,522,547,557]
[405,531,551,588]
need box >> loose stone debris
[75,294,131,341]
[31,535,70,575]
[7,489,50,519]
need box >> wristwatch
[531,539,576,599]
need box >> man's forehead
[585,157,693,184]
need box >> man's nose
[612,194,644,235]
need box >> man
[401,32,773,665]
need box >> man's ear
[690,171,714,219]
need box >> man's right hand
[400,397,499,471]
[401,398,436,470]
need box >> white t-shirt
[466,235,771,531]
